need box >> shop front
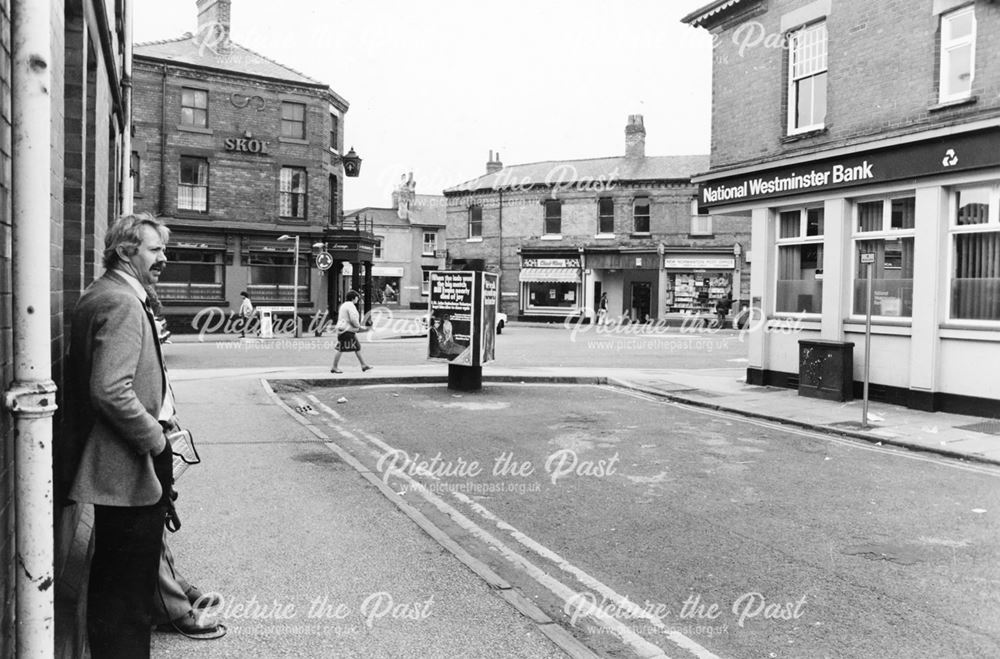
[696,123,1000,415]
[662,250,740,320]
[371,265,403,305]
[584,250,660,322]
[518,255,583,321]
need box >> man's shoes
[156,611,227,639]
[185,586,221,609]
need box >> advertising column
[428,271,497,390]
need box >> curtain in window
[953,231,1000,320]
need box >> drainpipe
[158,63,167,214]
[5,0,57,656]
[120,0,134,213]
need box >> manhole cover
[954,420,1000,436]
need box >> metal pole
[862,261,873,428]
[293,235,300,338]
[6,0,57,655]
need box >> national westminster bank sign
[698,127,1000,209]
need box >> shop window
[544,199,562,235]
[633,197,650,234]
[423,232,437,255]
[468,205,483,239]
[950,185,1000,321]
[526,281,577,309]
[158,248,224,300]
[181,87,208,128]
[852,197,915,317]
[280,166,307,218]
[248,252,309,303]
[776,207,824,313]
[939,6,976,103]
[178,156,208,212]
[787,21,827,134]
[598,197,614,234]
[281,101,306,139]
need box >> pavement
[150,328,1000,658]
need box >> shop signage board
[522,258,580,268]
[663,257,736,269]
[698,127,1000,208]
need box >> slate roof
[444,155,710,195]
[134,35,345,104]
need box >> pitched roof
[444,154,709,195]
[345,198,447,228]
[134,35,345,103]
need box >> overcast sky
[132,0,715,210]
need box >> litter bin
[798,339,854,402]
[258,307,274,339]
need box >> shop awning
[519,267,580,283]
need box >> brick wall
[708,0,1000,169]
[131,60,342,227]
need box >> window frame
[247,252,311,303]
[544,199,562,236]
[850,195,917,319]
[177,155,209,212]
[180,87,208,128]
[938,5,977,104]
[690,199,713,236]
[279,166,308,219]
[632,196,651,234]
[774,206,825,315]
[157,248,225,301]
[374,237,383,260]
[281,101,306,139]
[421,267,436,296]
[597,197,615,235]
[329,112,340,151]
[786,20,828,135]
[948,183,1000,323]
[468,205,483,239]
[422,231,437,256]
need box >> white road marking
[316,399,720,659]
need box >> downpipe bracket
[3,380,58,419]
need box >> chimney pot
[486,149,503,175]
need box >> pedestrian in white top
[331,290,372,373]
[238,291,254,338]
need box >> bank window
[177,156,208,212]
[468,205,483,239]
[281,101,306,139]
[280,167,307,218]
[633,196,650,234]
[423,232,437,255]
[852,197,915,317]
[787,21,827,134]
[690,199,712,236]
[248,252,310,303]
[950,185,1000,321]
[776,207,824,314]
[544,199,562,235]
[158,248,224,301]
[181,88,208,128]
[939,6,976,103]
[598,197,614,234]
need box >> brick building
[0,0,134,656]
[684,0,1000,415]
[344,174,447,309]
[443,116,750,323]
[132,0,370,333]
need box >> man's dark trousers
[87,503,165,658]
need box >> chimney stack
[196,0,232,45]
[486,150,503,174]
[625,114,645,159]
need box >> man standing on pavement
[67,213,175,658]
[238,290,254,338]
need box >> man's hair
[102,212,170,270]
[345,290,360,302]
[240,291,248,297]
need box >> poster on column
[481,272,498,364]
[427,271,475,365]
